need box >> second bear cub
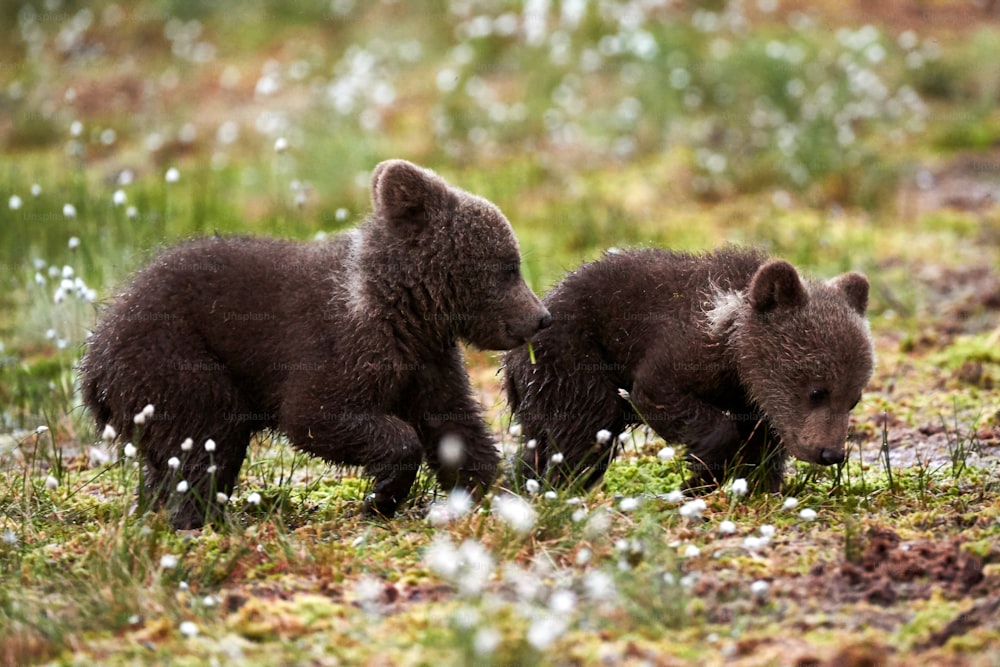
[81,160,551,528]
[505,247,873,492]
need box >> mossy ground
[1,1,999,665]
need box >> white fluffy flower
[216,492,229,504]
[167,456,180,469]
[204,439,216,452]
[719,520,737,534]
[549,452,564,465]
[782,497,799,510]
[596,429,612,444]
[123,442,138,458]
[619,497,640,512]
[246,492,262,505]
[113,189,127,206]
[438,434,465,468]
[274,137,288,152]
[657,446,676,461]
[180,438,193,451]
[493,494,537,534]
[165,167,180,183]
[525,478,540,495]
[799,508,818,521]
[176,480,189,493]
[62,203,77,218]
[730,478,748,496]
[679,498,707,519]
[8,195,22,210]
[664,489,685,503]
[44,475,59,490]
[101,424,117,441]
[178,620,198,637]
[750,580,770,597]
[160,554,179,569]
[683,544,701,558]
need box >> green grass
[1,1,1000,665]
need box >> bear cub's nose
[819,448,845,465]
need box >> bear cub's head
[366,160,551,350]
[729,259,874,467]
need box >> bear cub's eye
[808,388,830,406]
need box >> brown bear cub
[80,159,551,529]
[504,247,873,492]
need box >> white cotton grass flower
[206,465,217,474]
[123,442,138,458]
[750,580,770,597]
[493,494,537,534]
[126,205,138,219]
[679,498,707,519]
[683,544,701,558]
[549,452,564,465]
[782,497,799,510]
[204,438,216,452]
[101,424,117,441]
[549,588,577,614]
[799,508,818,521]
[68,237,80,250]
[31,183,41,196]
[617,387,630,400]
[524,478,540,495]
[508,423,522,437]
[63,203,77,218]
[8,195,22,210]
[619,496,640,512]
[165,167,180,183]
[2,530,17,546]
[719,520,737,534]
[44,475,59,490]
[167,456,180,469]
[160,554,179,569]
[176,480,189,493]
[596,429,612,444]
[525,438,537,450]
[216,492,229,504]
[427,489,473,526]
[759,524,776,537]
[180,438,193,451]
[274,136,288,153]
[664,489,686,503]
[246,492,262,505]
[657,446,676,461]
[473,627,501,656]
[729,478,748,496]
[743,535,770,551]
[178,621,199,638]
[112,189,127,206]
[89,447,111,468]
[526,614,567,650]
[438,434,465,468]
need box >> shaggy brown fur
[80,159,551,528]
[504,247,874,492]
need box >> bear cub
[81,159,551,529]
[504,247,873,492]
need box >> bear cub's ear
[371,159,452,234]
[748,259,808,313]
[827,272,869,316]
